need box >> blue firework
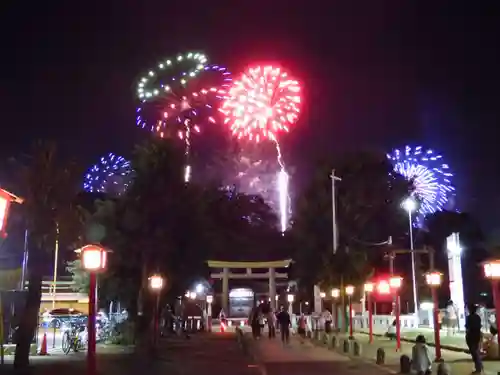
[387,145,455,216]
[84,153,133,195]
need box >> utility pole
[331,169,341,254]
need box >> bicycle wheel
[62,332,72,354]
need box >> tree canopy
[290,150,411,290]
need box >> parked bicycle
[62,323,88,354]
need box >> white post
[408,210,418,315]
[447,233,465,330]
[269,268,276,311]
[331,170,341,253]
[222,267,229,315]
[51,223,60,309]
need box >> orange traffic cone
[220,321,225,333]
[39,333,49,355]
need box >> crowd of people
[248,304,308,345]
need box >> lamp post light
[364,282,374,343]
[425,271,443,361]
[78,244,108,375]
[332,288,340,331]
[206,295,213,332]
[149,274,164,346]
[389,276,403,351]
[287,293,294,316]
[345,285,355,339]
[483,259,500,358]
[402,197,418,315]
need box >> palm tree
[13,140,82,369]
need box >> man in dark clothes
[276,306,291,345]
[465,304,482,373]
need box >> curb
[357,331,470,354]
[308,333,397,374]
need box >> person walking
[297,313,307,344]
[277,306,291,346]
[465,304,483,374]
[446,300,458,336]
[267,309,276,338]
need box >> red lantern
[0,188,23,238]
[79,244,107,272]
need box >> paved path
[1,333,258,375]
[319,333,499,375]
[249,335,393,375]
[356,326,494,350]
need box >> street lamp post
[483,259,500,358]
[0,188,23,366]
[206,295,213,332]
[332,288,340,331]
[425,271,443,361]
[345,285,354,339]
[287,293,294,316]
[402,197,418,315]
[78,245,108,375]
[364,282,374,343]
[320,291,326,311]
[389,276,403,351]
[149,274,164,347]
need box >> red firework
[219,65,301,142]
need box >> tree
[88,138,281,317]
[66,259,89,292]
[13,140,83,369]
[291,150,410,289]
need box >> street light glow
[364,282,374,293]
[425,271,442,286]
[331,288,340,298]
[149,274,164,290]
[195,283,203,293]
[389,276,403,289]
[402,197,417,212]
[345,285,354,296]
[483,260,500,280]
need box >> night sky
[1,1,499,233]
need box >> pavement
[36,329,64,352]
[357,326,471,350]
[246,333,396,375]
[312,332,500,375]
[1,332,259,375]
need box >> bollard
[342,339,350,353]
[313,330,319,341]
[331,335,338,349]
[353,341,362,356]
[52,323,56,348]
[376,347,385,364]
[399,354,411,374]
[437,362,450,375]
[322,333,329,346]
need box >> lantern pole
[88,272,97,375]
[364,283,374,344]
[425,271,443,361]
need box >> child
[411,335,433,375]
[385,319,397,340]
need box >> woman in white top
[411,335,433,375]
